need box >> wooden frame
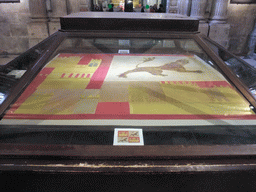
[1,13,256,174]
[0,0,20,3]
[230,0,256,4]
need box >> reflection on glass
[204,37,256,90]
[0,35,55,105]
[2,37,255,126]
[250,88,256,99]
[0,92,5,105]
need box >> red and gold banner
[4,53,255,120]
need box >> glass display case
[1,12,256,175]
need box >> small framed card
[113,128,144,146]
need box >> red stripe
[58,53,83,58]
[114,54,192,57]
[75,73,80,78]
[3,114,256,120]
[195,81,232,88]
[81,74,85,78]
[61,73,65,78]
[77,53,190,65]
[95,102,130,115]
[78,54,107,65]
[8,67,55,114]
[86,74,90,78]
[40,67,55,74]
[162,81,232,88]
[68,73,73,78]
[78,55,93,65]
[86,55,114,89]
[70,53,191,57]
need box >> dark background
[1,171,256,192]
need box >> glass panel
[204,37,256,99]
[2,125,256,146]
[0,35,56,104]
[1,37,255,129]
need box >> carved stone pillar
[48,0,68,35]
[177,0,191,16]
[166,0,170,13]
[79,0,91,12]
[209,0,229,24]
[190,0,207,23]
[49,0,68,21]
[168,0,178,14]
[208,0,230,48]
[247,23,256,59]
[28,0,49,48]
[29,0,48,21]
[66,0,80,14]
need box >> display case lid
[60,12,199,32]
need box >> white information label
[113,128,144,146]
[118,49,130,54]
[7,70,26,79]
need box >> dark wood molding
[0,0,20,3]
[230,0,256,4]
[60,17,199,32]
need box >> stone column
[48,0,68,35]
[209,0,229,24]
[166,0,170,13]
[189,0,209,35]
[177,0,191,16]
[28,0,49,48]
[247,22,256,59]
[29,0,48,20]
[80,0,91,12]
[168,0,178,14]
[49,0,68,21]
[66,0,80,14]
[208,0,230,48]
[190,0,207,23]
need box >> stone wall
[227,3,256,55]
[0,0,255,55]
[0,0,30,54]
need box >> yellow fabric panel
[129,102,190,114]
[161,82,249,104]
[45,56,82,68]
[128,84,189,114]
[129,81,253,115]
[36,79,90,90]
[14,94,53,114]
[13,57,103,115]
[161,82,253,115]
[15,89,99,115]
[52,65,100,74]
[99,82,129,102]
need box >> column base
[27,21,49,48]
[190,16,207,23]
[208,23,230,48]
[209,19,227,24]
[48,21,61,35]
[198,23,209,36]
